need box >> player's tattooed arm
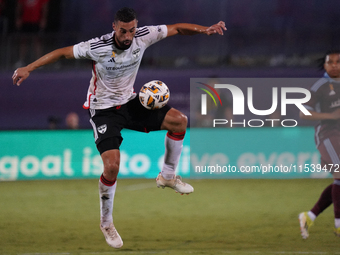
[12,46,74,86]
[166,21,226,37]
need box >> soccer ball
[139,80,170,110]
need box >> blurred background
[0,3,337,251]
[1,0,339,129]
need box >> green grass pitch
[0,178,338,254]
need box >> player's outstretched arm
[12,46,74,86]
[166,21,226,37]
[299,108,340,121]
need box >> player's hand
[12,67,30,86]
[330,108,340,120]
[206,21,227,36]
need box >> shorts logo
[97,124,107,134]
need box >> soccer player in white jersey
[12,7,226,248]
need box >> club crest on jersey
[132,48,140,58]
[97,124,107,134]
[329,84,336,95]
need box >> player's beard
[115,37,132,50]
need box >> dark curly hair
[114,7,137,23]
[317,49,340,70]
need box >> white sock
[99,178,117,228]
[335,218,340,229]
[161,132,185,180]
[308,211,316,221]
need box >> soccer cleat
[299,212,313,239]
[156,173,194,194]
[334,227,340,237]
[100,223,123,248]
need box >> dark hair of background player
[317,49,340,70]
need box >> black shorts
[89,96,171,152]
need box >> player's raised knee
[168,108,187,124]
[175,112,188,132]
[177,112,188,126]
[162,109,187,132]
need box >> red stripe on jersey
[92,61,98,95]
[83,61,98,109]
[83,94,92,109]
[167,131,186,141]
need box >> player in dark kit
[299,50,340,239]
[12,7,226,248]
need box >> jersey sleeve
[137,25,168,48]
[73,37,106,62]
[303,78,328,112]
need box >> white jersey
[73,25,168,109]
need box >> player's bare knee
[178,114,188,131]
[103,160,120,179]
[173,110,187,124]
[168,111,187,131]
[162,109,187,132]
